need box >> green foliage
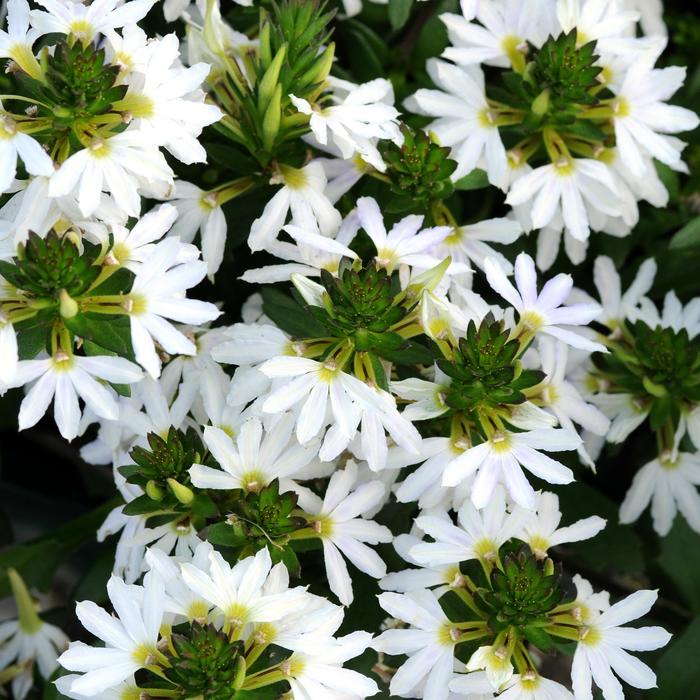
[439,317,543,414]
[143,624,247,700]
[209,479,305,572]
[120,427,209,511]
[526,30,602,113]
[476,547,566,645]
[316,265,405,337]
[0,232,101,299]
[40,40,126,125]
[381,123,457,212]
[593,320,700,430]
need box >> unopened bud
[145,480,165,501]
[167,478,194,505]
[300,42,335,89]
[59,289,79,319]
[233,655,247,690]
[261,83,282,152]
[258,43,287,112]
[531,88,550,116]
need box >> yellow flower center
[68,18,95,41]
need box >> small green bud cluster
[5,34,138,163]
[593,319,700,447]
[381,124,457,214]
[205,0,335,166]
[482,29,617,169]
[263,257,443,391]
[208,480,306,574]
[436,541,585,681]
[0,230,136,365]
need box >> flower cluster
[406,0,698,267]
[0,0,696,699]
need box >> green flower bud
[258,44,287,113]
[261,83,282,152]
[59,289,79,318]
[167,478,195,505]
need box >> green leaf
[206,521,247,548]
[64,311,134,359]
[669,216,700,250]
[388,0,413,29]
[14,308,55,359]
[87,267,135,295]
[454,169,489,190]
[261,286,328,338]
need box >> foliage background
[0,1,698,698]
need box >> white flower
[518,491,606,558]
[485,252,606,353]
[624,0,665,36]
[126,236,221,378]
[189,415,318,492]
[97,203,196,270]
[538,339,610,467]
[49,131,173,218]
[592,255,656,330]
[58,573,164,697]
[30,0,157,42]
[0,313,18,386]
[612,60,699,177]
[374,589,458,700]
[431,216,522,286]
[589,392,648,444]
[259,355,418,469]
[571,589,671,700]
[484,672,574,699]
[354,196,452,273]
[380,531,461,592]
[97,464,152,583]
[180,547,306,629]
[440,1,551,69]
[0,570,70,700]
[54,676,139,700]
[248,161,341,252]
[556,0,639,55]
[0,114,54,195]
[291,77,400,171]
[104,23,151,73]
[410,486,531,567]
[467,643,516,690]
[0,0,41,80]
[441,428,579,509]
[447,671,496,700]
[10,353,142,441]
[619,452,700,536]
[505,158,621,242]
[568,577,609,629]
[285,631,379,700]
[167,181,228,278]
[300,460,392,605]
[144,541,215,624]
[405,59,508,186]
[120,33,222,164]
